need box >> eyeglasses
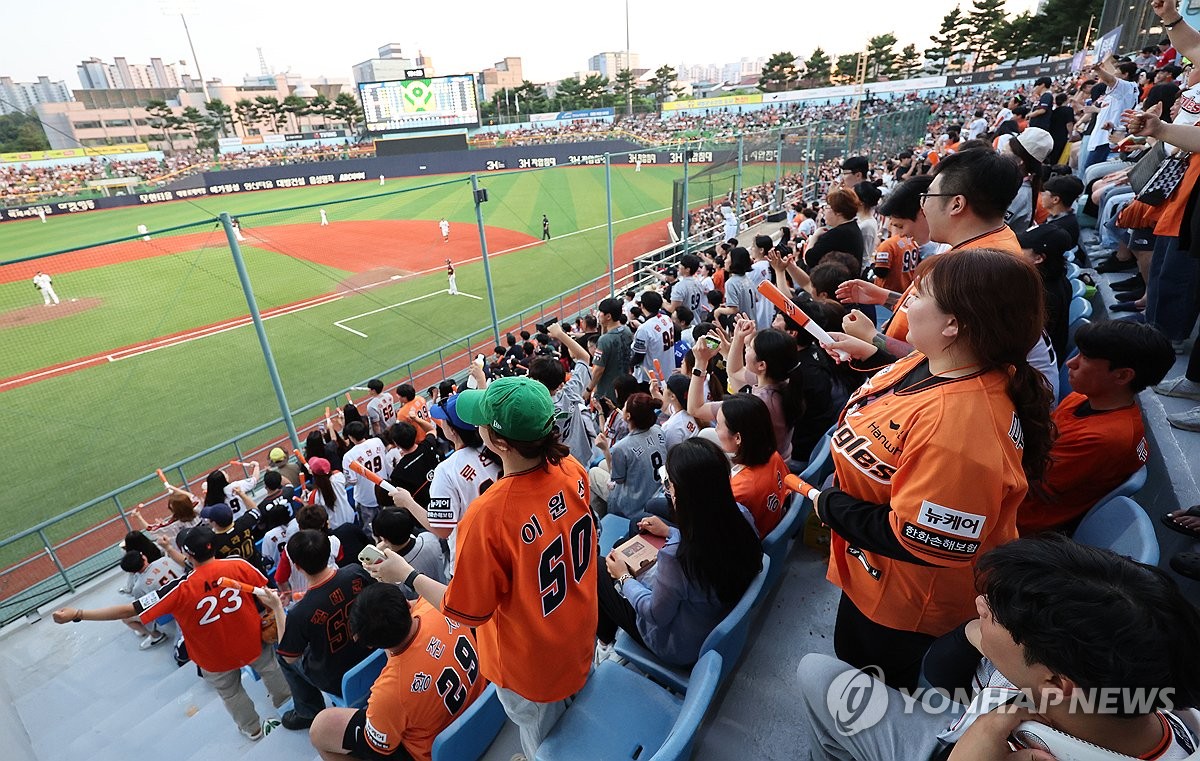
[919,192,958,205]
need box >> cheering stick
[215,576,260,595]
[155,468,169,486]
[345,392,354,406]
[756,280,849,361]
[292,448,308,468]
[348,460,399,493]
[653,358,664,380]
[783,474,822,502]
[298,472,307,491]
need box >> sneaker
[139,631,168,650]
[281,710,314,730]
[240,725,264,742]
[1111,275,1144,289]
[510,755,529,761]
[1096,257,1137,273]
[1155,377,1200,402]
[594,640,616,666]
[1172,339,1190,355]
[1167,406,1200,432]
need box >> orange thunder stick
[292,448,308,468]
[345,392,354,406]
[215,576,259,595]
[348,460,399,493]
[155,468,169,485]
[755,280,849,361]
[783,474,822,502]
[298,473,307,491]
[653,358,664,380]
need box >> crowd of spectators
[41,4,1200,757]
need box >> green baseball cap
[455,376,557,442]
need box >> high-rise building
[478,57,522,101]
[0,76,73,116]
[75,57,183,89]
[587,51,640,79]
[352,44,435,84]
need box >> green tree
[144,99,182,152]
[641,65,682,111]
[253,96,287,132]
[834,53,863,83]
[996,12,1039,63]
[332,92,363,133]
[579,74,610,106]
[307,94,333,129]
[1027,0,1102,54]
[514,80,549,114]
[759,51,801,92]
[803,47,833,86]
[896,44,923,79]
[966,0,1007,67]
[926,6,964,74]
[233,98,258,135]
[555,77,583,110]
[0,111,50,152]
[204,99,234,138]
[614,68,637,113]
[282,94,309,132]
[866,34,899,80]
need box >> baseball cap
[269,447,286,463]
[308,456,331,475]
[430,393,474,431]
[200,502,233,526]
[179,525,217,560]
[665,373,691,404]
[1011,127,1054,163]
[841,156,869,176]
[455,376,556,442]
[1017,225,1074,259]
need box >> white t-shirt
[748,260,776,329]
[342,438,387,508]
[366,393,396,434]
[966,117,988,140]
[131,557,187,599]
[662,409,702,451]
[1087,77,1138,151]
[224,476,257,517]
[632,312,676,382]
[425,446,501,573]
[260,523,293,568]
[309,470,355,529]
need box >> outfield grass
[1,164,683,541]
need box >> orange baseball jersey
[826,352,1027,636]
[136,557,268,673]
[362,600,486,761]
[1016,392,1148,535]
[441,456,598,703]
[732,452,790,537]
[873,235,921,294]
[399,396,431,425]
[884,226,1022,341]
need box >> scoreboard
[358,75,480,134]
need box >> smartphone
[704,336,720,350]
[358,545,385,566]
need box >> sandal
[1170,552,1200,581]
[1160,505,1200,540]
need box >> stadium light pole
[160,3,208,101]
[681,146,690,257]
[471,175,502,345]
[625,0,633,116]
[219,212,302,452]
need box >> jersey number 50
[538,514,594,617]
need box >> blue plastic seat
[535,651,723,761]
[798,434,834,487]
[330,649,387,709]
[1072,496,1159,565]
[599,513,632,557]
[762,495,808,591]
[1068,296,1092,324]
[615,555,769,693]
[1071,278,1086,298]
[1065,261,1081,280]
[1094,464,1148,506]
[1066,318,1089,357]
[431,683,507,761]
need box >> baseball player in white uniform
[446,260,458,296]
[137,224,150,241]
[319,209,329,226]
[439,218,450,242]
[37,207,46,223]
[32,271,60,306]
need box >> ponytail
[752,329,805,427]
[1006,361,1055,484]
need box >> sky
[3,0,1042,87]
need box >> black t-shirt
[1028,92,1054,130]
[1049,105,1075,141]
[804,220,865,269]
[382,434,442,507]
[211,510,267,572]
[332,523,372,567]
[1144,83,1181,121]
[277,565,376,695]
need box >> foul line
[334,290,482,338]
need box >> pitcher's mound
[0,297,103,329]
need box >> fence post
[774,129,784,210]
[39,529,75,593]
[605,153,616,297]
[682,145,690,257]
[470,174,502,345]
[219,212,302,453]
[112,495,133,533]
[735,133,744,223]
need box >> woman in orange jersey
[707,393,791,538]
[815,248,1054,690]
[364,377,596,761]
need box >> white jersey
[32,273,53,291]
[439,220,450,236]
[425,446,501,574]
[748,261,776,329]
[279,525,340,596]
[366,392,396,434]
[224,476,257,517]
[662,409,702,451]
[342,438,387,508]
[631,312,676,383]
[309,470,356,529]
[131,556,187,599]
[260,523,293,568]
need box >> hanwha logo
[826,665,888,736]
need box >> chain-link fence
[0,113,928,624]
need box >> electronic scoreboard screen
[358,75,480,134]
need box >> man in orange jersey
[1019,321,1174,535]
[309,583,484,761]
[52,526,291,740]
[365,377,597,761]
[396,384,435,436]
[871,175,940,294]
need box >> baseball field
[0,162,734,545]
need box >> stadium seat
[874,305,894,329]
[1094,464,1148,507]
[1072,496,1159,565]
[534,651,723,761]
[599,514,632,557]
[615,555,769,693]
[431,683,506,761]
[1071,278,1086,299]
[762,495,808,591]
[1058,362,1072,402]
[1066,261,1081,280]
[331,649,386,709]
[1066,318,1089,357]
[1068,296,1092,324]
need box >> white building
[76,57,182,90]
[0,76,72,115]
[352,44,435,83]
[587,51,640,79]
